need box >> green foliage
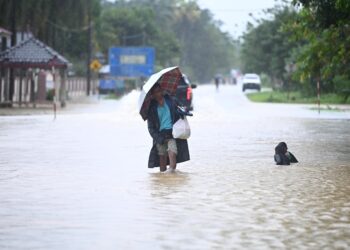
[247,90,350,104]
[171,4,238,81]
[289,0,350,94]
[95,3,180,67]
[241,5,300,89]
[333,75,350,102]
[260,73,272,88]
[0,0,238,82]
[0,0,100,58]
[241,0,350,97]
[103,0,238,82]
[293,0,350,29]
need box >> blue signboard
[99,79,116,90]
[99,79,125,90]
[109,47,155,77]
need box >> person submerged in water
[274,142,298,165]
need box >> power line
[46,19,92,33]
[28,8,92,33]
[205,8,267,13]
[123,33,144,39]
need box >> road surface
[0,84,349,249]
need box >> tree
[0,0,100,63]
[0,0,238,81]
[241,5,300,88]
[290,0,350,96]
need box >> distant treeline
[241,0,350,100]
[0,0,239,82]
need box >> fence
[0,69,44,107]
[0,70,98,108]
[66,77,98,99]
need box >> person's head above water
[275,142,288,154]
[151,84,163,102]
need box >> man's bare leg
[159,155,167,172]
[168,151,177,170]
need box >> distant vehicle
[242,73,261,92]
[176,74,197,111]
[97,65,126,94]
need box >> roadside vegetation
[0,0,239,82]
[241,0,350,104]
[1,0,348,103]
[247,91,350,105]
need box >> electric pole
[86,0,92,96]
[9,0,17,104]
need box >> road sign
[90,59,102,71]
[109,47,155,77]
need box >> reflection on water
[0,85,349,249]
[149,171,190,196]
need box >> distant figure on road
[147,84,190,172]
[214,75,220,90]
[232,77,237,85]
[274,142,298,165]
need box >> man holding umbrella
[138,67,190,172]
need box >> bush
[334,75,350,103]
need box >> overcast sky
[196,0,279,38]
[107,0,283,38]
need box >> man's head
[151,84,163,101]
[275,142,288,154]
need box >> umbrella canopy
[138,66,182,120]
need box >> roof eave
[0,27,12,37]
[0,61,68,69]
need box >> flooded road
[0,85,349,249]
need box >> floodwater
[0,85,349,249]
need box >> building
[0,27,11,51]
[0,36,70,107]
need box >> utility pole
[317,78,321,114]
[9,0,17,105]
[86,0,92,96]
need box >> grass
[309,106,344,112]
[246,91,350,105]
[103,93,123,100]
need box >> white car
[242,73,261,92]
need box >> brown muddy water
[0,85,349,249]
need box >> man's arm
[170,95,192,119]
[275,154,291,165]
[274,154,282,165]
[288,152,299,163]
[147,117,164,144]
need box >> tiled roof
[0,37,69,66]
[0,27,11,37]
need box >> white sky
[107,0,283,38]
[196,0,280,38]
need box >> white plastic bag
[172,117,191,139]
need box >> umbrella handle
[176,105,193,117]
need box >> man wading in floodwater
[147,84,190,172]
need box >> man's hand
[156,134,165,145]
